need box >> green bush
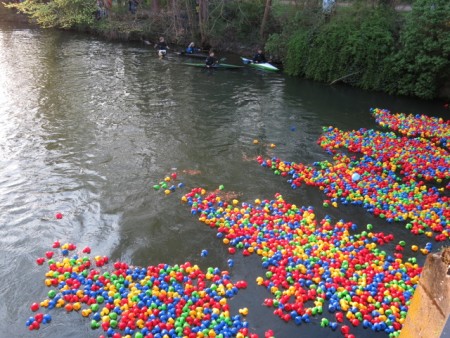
[283,7,396,90]
[265,6,323,63]
[388,0,450,99]
[6,0,96,29]
[268,0,449,99]
[207,0,265,46]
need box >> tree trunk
[185,0,196,41]
[198,0,208,44]
[260,0,272,40]
[151,0,160,13]
[171,0,180,40]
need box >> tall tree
[198,0,208,44]
[170,0,181,40]
[260,0,272,40]
[184,0,197,41]
[151,0,160,13]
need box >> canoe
[183,62,244,70]
[241,57,279,72]
[174,51,209,59]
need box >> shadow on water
[0,16,447,337]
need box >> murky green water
[0,10,448,338]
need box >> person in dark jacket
[129,0,138,14]
[205,51,217,68]
[253,49,267,63]
[154,37,169,58]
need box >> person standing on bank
[129,0,138,14]
[155,37,169,58]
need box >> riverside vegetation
[4,0,450,100]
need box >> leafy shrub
[283,6,397,90]
[206,0,265,47]
[388,0,450,99]
[6,0,96,29]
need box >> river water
[0,11,448,338]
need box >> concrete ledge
[399,248,450,338]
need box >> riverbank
[0,3,257,61]
[86,11,259,57]
[2,1,449,101]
